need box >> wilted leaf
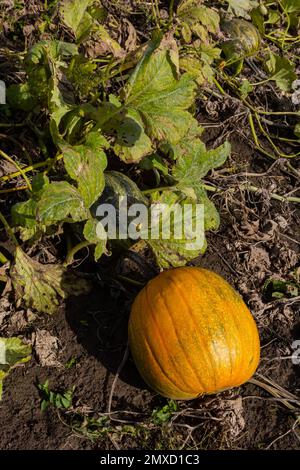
[37,181,89,225]
[123,39,197,144]
[12,174,49,241]
[114,109,153,163]
[11,247,91,314]
[60,0,94,42]
[172,141,231,185]
[97,25,124,58]
[178,1,220,33]
[225,0,258,18]
[61,131,108,207]
[0,337,31,400]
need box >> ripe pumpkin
[128,267,260,400]
[221,19,261,60]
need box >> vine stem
[204,182,300,203]
[0,154,63,183]
[0,185,28,194]
[63,241,91,267]
[143,183,300,204]
[0,250,8,264]
[108,344,129,415]
[0,123,25,128]
[169,0,175,22]
[142,186,175,195]
[0,149,32,190]
[0,210,19,246]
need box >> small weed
[65,357,78,369]
[151,400,178,425]
[37,380,74,412]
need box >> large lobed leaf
[11,247,91,315]
[61,131,108,208]
[225,0,259,18]
[60,0,94,42]
[172,141,231,185]
[37,181,89,226]
[146,190,207,269]
[123,40,197,144]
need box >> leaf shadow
[64,280,149,395]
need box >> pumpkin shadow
[64,281,148,392]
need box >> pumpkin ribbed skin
[128,267,260,400]
[221,19,261,59]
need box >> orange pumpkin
[128,267,260,400]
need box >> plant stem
[117,275,145,287]
[142,186,175,195]
[255,113,300,158]
[0,185,28,194]
[0,123,26,128]
[212,76,226,95]
[0,154,63,183]
[64,241,91,267]
[169,0,175,22]
[0,250,8,264]
[143,182,300,203]
[205,181,300,203]
[0,210,19,246]
[0,149,32,190]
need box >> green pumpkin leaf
[61,131,108,208]
[114,109,153,163]
[177,1,220,33]
[146,190,207,269]
[180,47,220,86]
[37,181,89,225]
[11,175,50,241]
[239,79,253,98]
[0,337,32,400]
[281,0,300,14]
[83,219,107,261]
[172,141,231,185]
[60,0,94,42]
[11,247,91,315]
[123,40,197,144]
[266,53,297,92]
[6,83,38,111]
[193,185,220,231]
[225,0,259,18]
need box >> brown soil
[0,132,299,449]
[0,0,300,452]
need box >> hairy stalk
[64,241,91,267]
[0,210,19,246]
[0,186,28,194]
[143,181,300,204]
[0,149,32,190]
[0,154,63,183]
[0,250,8,264]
